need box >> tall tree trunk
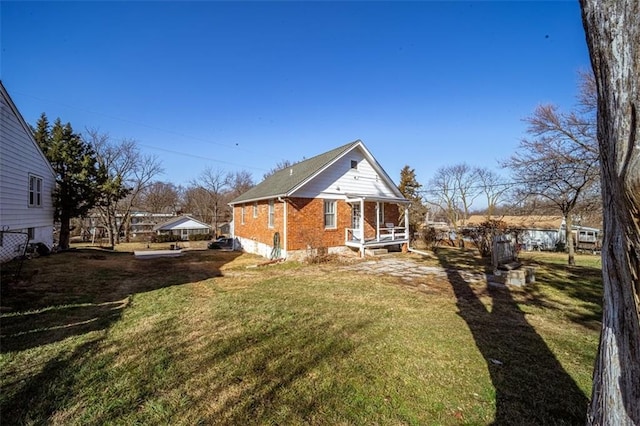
[58,212,71,250]
[565,214,576,265]
[581,1,640,424]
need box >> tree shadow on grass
[435,249,589,425]
[1,249,243,423]
[0,338,102,423]
[522,260,603,328]
[0,249,240,353]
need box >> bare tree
[182,186,213,225]
[581,1,640,424]
[505,72,600,265]
[139,181,180,214]
[475,167,508,217]
[87,130,163,246]
[191,166,230,234]
[427,164,481,243]
[226,170,254,199]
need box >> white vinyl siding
[294,151,399,199]
[0,86,55,238]
[324,200,336,229]
[1,84,56,258]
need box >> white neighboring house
[153,215,212,240]
[0,81,56,262]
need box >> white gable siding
[1,87,55,252]
[164,218,210,230]
[294,149,399,199]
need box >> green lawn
[0,247,601,425]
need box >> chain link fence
[0,230,30,282]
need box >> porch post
[360,198,365,257]
[376,202,381,241]
[404,204,410,244]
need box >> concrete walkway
[341,256,494,285]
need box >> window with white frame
[29,175,43,207]
[324,200,337,229]
[268,199,275,228]
[253,202,258,218]
[241,204,245,224]
[378,203,385,225]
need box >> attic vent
[350,160,358,169]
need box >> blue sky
[1,1,590,190]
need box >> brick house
[229,140,410,259]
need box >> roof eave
[229,193,288,205]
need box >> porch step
[366,248,389,256]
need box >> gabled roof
[229,139,404,204]
[0,81,56,178]
[153,215,211,231]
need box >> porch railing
[345,226,407,243]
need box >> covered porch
[343,195,411,257]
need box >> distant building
[153,215,212,240]
[464,215,601,252]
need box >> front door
[351,204,361,240]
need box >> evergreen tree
[33,114,107,249]
[398,165,427,240]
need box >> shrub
[462,220,508,257]
[189,233,214,241]
[150,234,182,243]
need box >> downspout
[229,204,235,241]
[278,197,287,257]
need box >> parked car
[207,237,234,250]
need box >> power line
[137,144,269,172]
[12,89,281,171]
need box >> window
[253,202,258,218]
[324,200,336,229]
[241,204,245,224]
[27,227,35,240]
[350,160,358,169]
[29,175,43,207]
[268,199,275,228]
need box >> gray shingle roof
[153,215,211,231]
[230,140,362,204]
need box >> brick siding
[234,197,401,252]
